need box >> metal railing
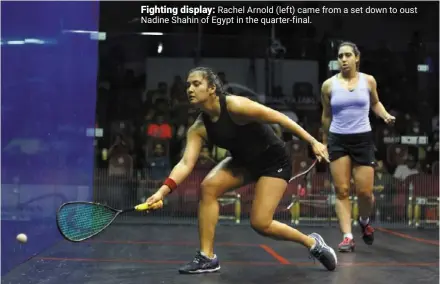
[93,169,439,229]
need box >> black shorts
[328,131,375,166]
[237,144,292,182]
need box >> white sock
[310,240,317,250]
[359,217,370,225]
[343,233,353,240]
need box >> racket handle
[135,200,163,211]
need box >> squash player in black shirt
[146,67,337,273]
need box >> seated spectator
[143,98,170,125]
[137,142,170,203]
[106,153,134,208]
[106,134,134,208]
[147,113,172,139]
[146,142,170,181]
[373,160,394,222]
[151,82,169,104]
[393,154,419,181]
[195,146,216,170]
[373,160,393,194]
[176,115,196,143]
[108,153,133,177]
[107,134,131,159]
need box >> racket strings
[57,203,117,241]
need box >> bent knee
[335,186,351,200]
[200,179,224,200]
[250,217,271,235]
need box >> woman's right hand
[311,140,330,163]
[145,191,165,210]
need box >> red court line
[376,227,440,246]
[37,257,438,267]
[38,257,279,266]
[84,240,259,247]
[259,244,291,264]
[337,262,438,267]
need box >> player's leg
[250,176,313,245]
[352,164,375,244]
[328,132,355,251]
[250,176,337,271]
[330,155,355,252]
[198,157,250,257]
[351,132,376,245]
[178,157,250,274]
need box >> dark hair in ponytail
[338,41,361,71]
[188,67,225,96]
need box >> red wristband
[163,177,177,192]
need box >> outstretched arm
[155,115,206,197]
[226,95,329,162]
[227,96,318,145]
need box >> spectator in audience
[195,145,216,170]
[176,115,196,159]
[151,82,169,104]
[107,134,133,179]
[372,160,394,221]
[107,134,130,159]
[393,154,419,180]
[106,134,134,208]
[137,142,171,202]
[373,160,391,191]
[147,113,173,140]
[145,98,170,120]
[146,142,170,182]
[176,115,196,144]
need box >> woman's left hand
[384,114,396,125]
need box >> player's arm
[227,96,319,145]
[368,75,391,119]
[156,115,206,197]
[321,79,332,145]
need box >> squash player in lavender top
[321,42,396,252]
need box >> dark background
[95,1,439,172]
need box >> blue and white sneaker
[308,233,338,271]
[178,251,221,274]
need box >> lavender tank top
[329,73,371,134]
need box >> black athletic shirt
[202,95,284,164]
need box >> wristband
[163,177,177,192]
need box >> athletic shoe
[359,219,375,245]
[308,233,337,271]
[178,251,220,274]
[338,237,355,252]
